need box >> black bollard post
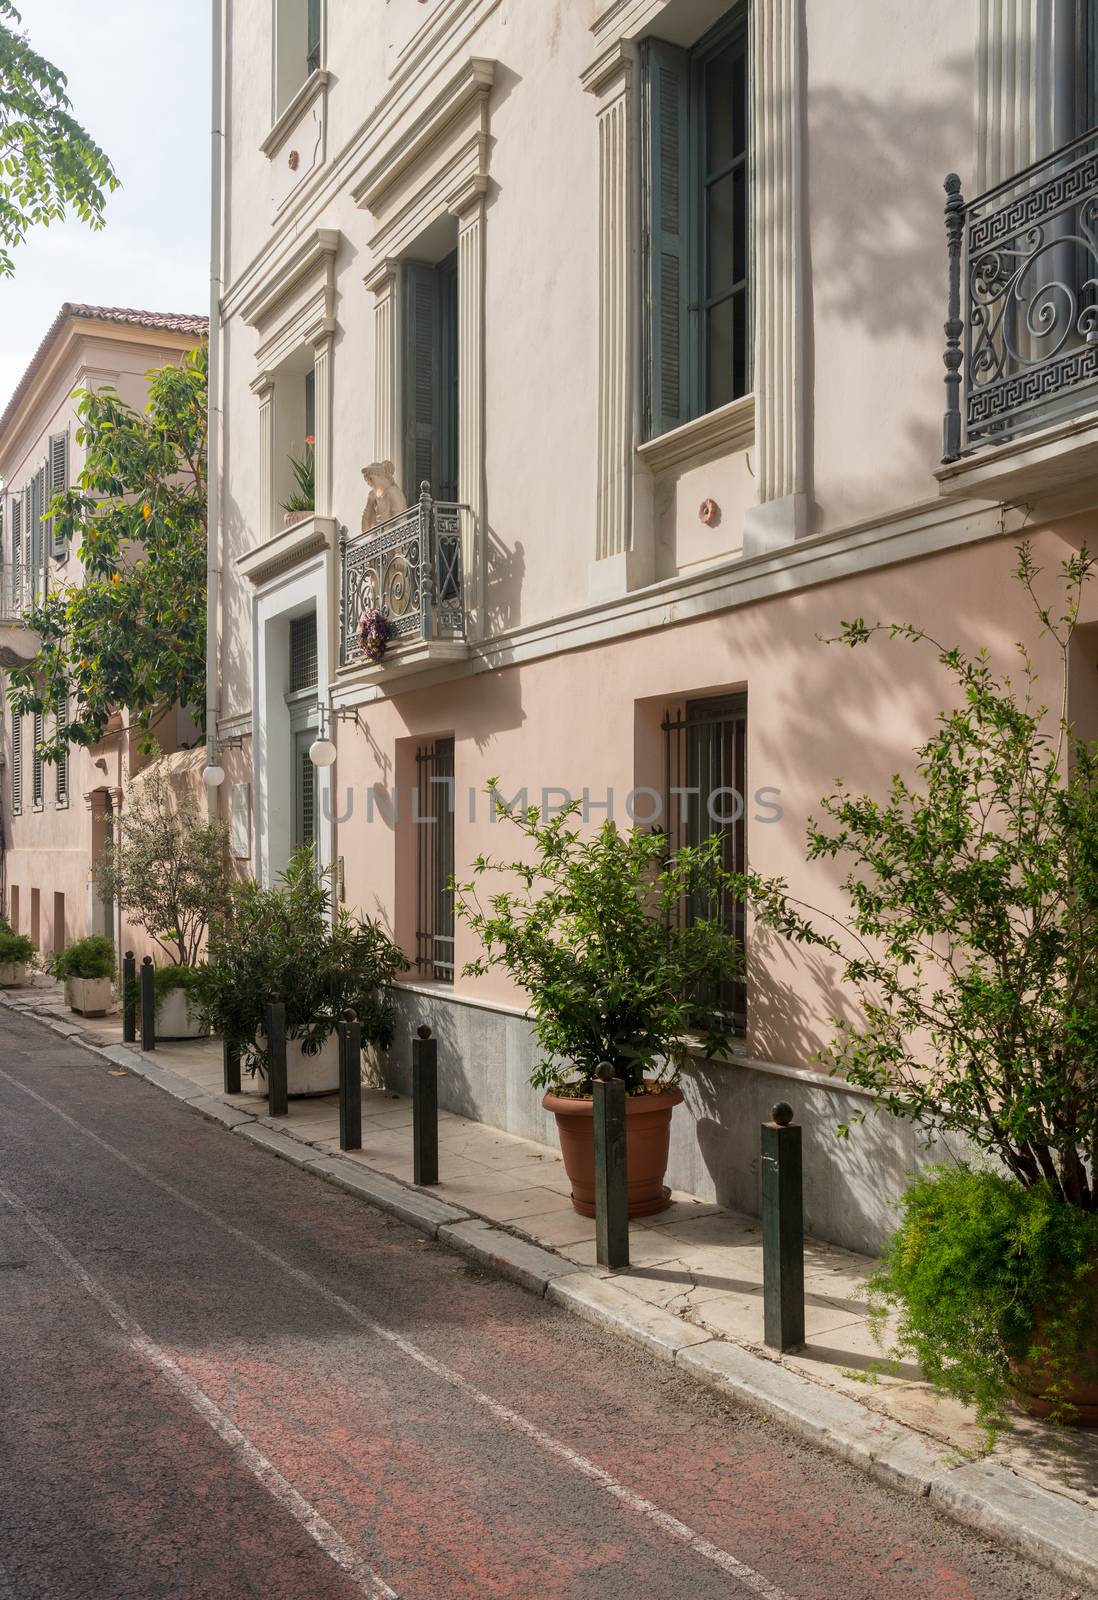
[223,1036,241,1095]
[122,950,136,1043]
[266,992,287,1117]
[593,1063,629,1270]
[412,1024,438,1186]
[139,956,156,1052]
[338,1008,363,1151]
[761,1101,805,1352]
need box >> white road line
[0,1177,397,1600]
[0,1066,794,1600]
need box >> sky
[0,0,210,405]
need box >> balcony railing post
[942,172,965,463]
[338,524,349,666]
[419,481,434,642]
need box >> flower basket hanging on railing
[357,607,389,663]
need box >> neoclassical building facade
[209,0,1098,1251]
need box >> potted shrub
[52,935,115,1016]
[99,768,231,1040]
[742,544,1098,1427]
[454,788,743,1217]
[0,919,34,986]
[199,849,407,1094]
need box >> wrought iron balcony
[943,129,1098,460]
[0,563,26,626]
[339,483,467,668]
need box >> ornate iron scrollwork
[340,492,467,666]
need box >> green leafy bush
[871,1166,1098,1428]
[198,849,408,1076]
[50,935,115,981]
[0,919,34,967]
[454,785,744,1096]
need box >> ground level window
[415,735,455,983]
[662,693,747,1030]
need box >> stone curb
[5,992,1097,1593]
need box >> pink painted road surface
[0,1013,1085,1600]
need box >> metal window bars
[662,695,747,1031]
[339,483,467,667]
[415,735,455,984]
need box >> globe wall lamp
[309,704,362,769]
[202,731,246,788]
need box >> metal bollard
[122,951,136,1043]
[266,992,288,1117]
[593,1063,629,1270]
[139,956,156,1052]
[337,1008,362,1151]
[223,1036,241,1095]
[761,1101,805,1352]
[412,1024,438,1185]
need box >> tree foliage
[743,545,1098,1212]
[0,1,118,274]
[454,785,745,1096]
[98,768,231,967]
[7,343,208,760]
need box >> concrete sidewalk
[5,976,1097,1593]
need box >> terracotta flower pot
[1011,1263,1098,1426]
[543,1085,683,1218]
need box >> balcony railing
[339,483,467,668]
[943,127,1098,460]
[0,564,26,626]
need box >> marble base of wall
[387,987,957,1258]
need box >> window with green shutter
[56,689,69,807]
[9,493,21,608]
[32,709,43,809]
[307,0,321,75]
[48,431,68,559]
[642,5,751,440]
[402,252,459,505]
[10,713,21,817]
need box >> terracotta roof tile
[0,302,208,444]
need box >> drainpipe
[205,0,225,819]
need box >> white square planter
[255,1030,340,1095]
[65,976,114,1016]
[0,962,27,988]
[156,987,209,1041]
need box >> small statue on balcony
[361,461,407,534]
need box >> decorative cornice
[446,171,489,219]
[352,57,495,213]
[239,228,340,330]
[249,370,276,399]
[260,68,330,157]
[580,39,635,98]
[637,394,755,476]
[237,514,337,586]
[363,257,401,295]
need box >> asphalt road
[0,1010,1086,1600]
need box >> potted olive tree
[198,849,408,1094]
[51,935,116,1016]
[454,789,743,1217]
[99,769,231,1040]
[0,918,35,986]
[742,545,1098,1428]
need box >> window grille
[289,613,318,693]
[662,693,747,1029]
[10,714,21,816]
[299,739,315,847]
[56,691,68,806]
[32,710,44,809]
[415,736,455,982]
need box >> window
[10,713,21,817]
[415,736,455,983]
[26,465,45,602]
[663,694,747,1029]
[32,709,43,809]
[9,492,21,609]
[293,729,317,850]
[56,690,68,806]
[402,253,459,505]
[274,0,322,118]
[307,0,321,76]
[642,7,751,439]
[48,430,68,559]
[289,612,318,693]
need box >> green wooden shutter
[403,260,440,504]
[29,468,44,599]
[48,431,68,558]
[21,485,32,600]
[643,40,691,440]
[10,713,21,816]
[9,493,21,607]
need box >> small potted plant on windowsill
[198,849,408,1095]
[0,919,35,986]
[454,786,743,1217]
[281,436,315,528]
[51,935,116,1016]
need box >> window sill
[237,514,337,587]
[261,69,330,158]
[638,393,755,476]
